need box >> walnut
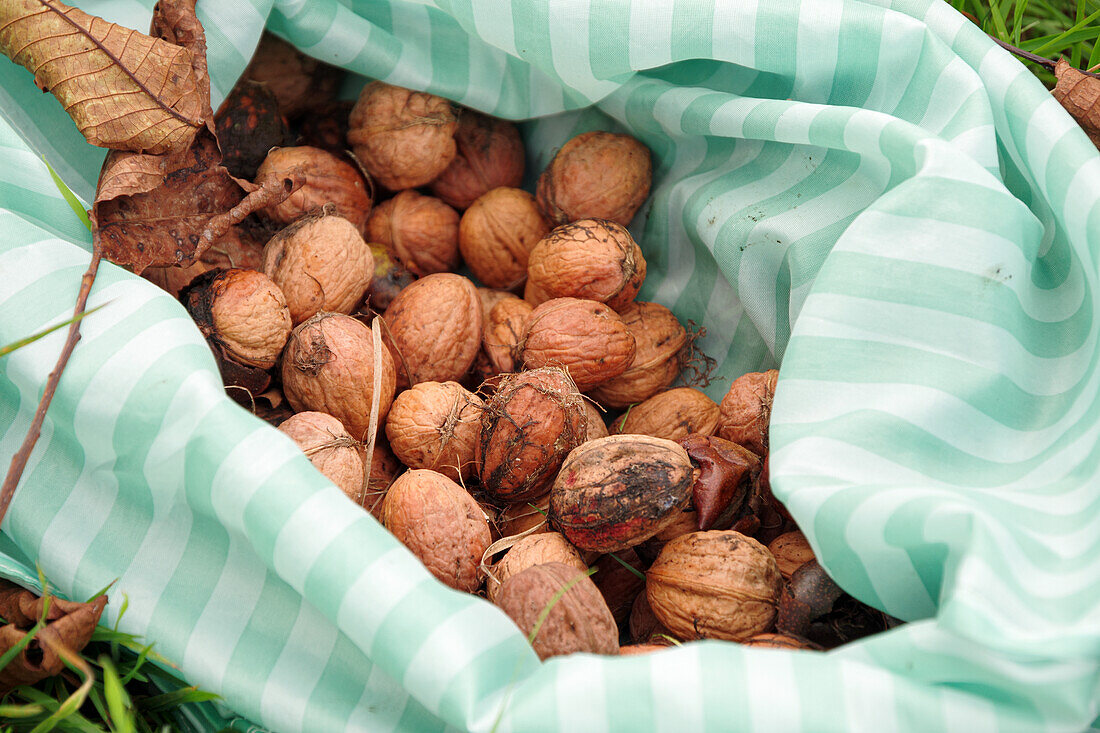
[430,111,525,210]
[536,131,651,227]
[483,297,533,376]
[718,369,779,456]
[610,387,720,442]
[526,219,645,310]
[768,531,816,580]
[366,190,460,276]
[182,269,291,370]
[521,298,636,391]
[348,81,458,191]
[244,33,339,119]
[278,412,363,501]
[588,301,686,409]
[459,188,549,289]
[255,146,372,232]
[486,532,586,604]
[385,381,484,481]
[262,210,374,325]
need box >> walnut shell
[593,548,645,624]
[619,643,673,655]
[245,33,338,119]
[768,531,816,580]
[477,367,587,503]
[278,412,364,501]
[521,298,636,391]
[281,313,397,440]
[629,588,676,644]
[611,388,720,442]
[718,369,779,456]
[183,269,291,369]
[486,532,586,604]
[459,188,549,289]
[359,437,402,521]
[255,147,372,232]
[588,302,686,408]
[536,131,652,227]
[646,530,783,642]
[526,219,646,311]
[381,469,491,592]
[742,633,819,650]
[550,435,694,553]
[365,242,417,312]
[430,111,525,210]
[348,81,458,191]
[483,297,533,375]
[583,401,609,442]
[523,277,552,308]
[497,494,551,538]
[496,562,619,660]
[263,211,374,325]
[382,273,482,389]
[385,381,484,481]
[366,190,460,276]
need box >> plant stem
[992,35,1100,79]
[0,247,102,525]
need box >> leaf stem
[991,35,1100,78]
[0,246,102,525]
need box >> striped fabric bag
[2,0,1098,730]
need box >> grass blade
[136,687,220,714]
[0,303,108,359]
[527,567,598,645]
[606,552,646,581]
[100,655,137,733]
[42,157,92,233]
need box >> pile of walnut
[151,34,897,660]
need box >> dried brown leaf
[1053,58,1100,149]
[0,580,107,692]
[0,0,204,155]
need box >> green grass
[950,0,1100,86]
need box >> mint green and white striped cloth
[2,0,1099,730]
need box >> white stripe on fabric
[336,547,432,652]
[840,659,899,733]
[650,647,704,733]
[471,0,517,56]
[346,661,412,733]
[554,655,608,733]
[112,504,194,636]
[629,0,674,70]
[204,0,265,58]
[945,123,999,171]
[546,1,619,101]
[1060,157,1100,278]
[402,601,522,713]
[259,600,340,731]
[272,488,371,591]
[867,11,924,116]
[0,240,91,307]
[771,436,952,487]
[920,0,971,42]
[745,649,802,732]
[916,58,980,135]
[210,427,301,532]
[793,0,842,105]
[710,0,759,69]
[181,535,269,691]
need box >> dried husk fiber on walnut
[281,312,396,440]
[477,367,587,503]
[495,562,618,660]
[382,273,482,389]
[348,81,458,191]
[718,369,779,457]
[366,190,460,276]
[262,209,374,325]
[459,188,549,289]
[589,302,687,409]
[182,268,291,370]
[255,146,372,232]
[430,111,525,210]
[526,219,646,311]
[611,387,720,442]
[550,435,694,553]
[647,530,783,642]
[382,469,490,593]
[521,297,636,391]
[278,412,364,502]
[486,531,586,604]
[536,130,652,227]
[385,381,483,481]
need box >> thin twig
[991,36,1100,79]
[0,247,103,524]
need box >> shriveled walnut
[348,81,458,191]
[460,188,549,289]
[385,381,484,481]
[717,369,779,457]
[182,269,291,370]
[366,190,460,276]
[262,210,374,325]
[430,111,525,210]
[536,131,651,227]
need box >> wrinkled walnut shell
[382,273,482,389]
[430,111,525,210]
[281,313,397,440]
[182,268,291,370]
[526,219,646,311]
[382,469,491,593]
[477,367,587,503]
[486,532,587,604]
[611,387,720,442]
[646,530,782,642]
[483,297,533,375]
[245,33,339,119]
[359,437,402,521]
[366,190,460,276]
[629,588,677,644]
[497,494,551,538]
[496,562,618,660]
[278,411,364,501]
[768,531,816,580]
[255,146,372,232]
[521,298,636,391]
[263,210,374,325]
[460,188,549,289]
[385,381,484,481]
[718,369,779,456]
[348,81,458,191]
[536,131,652,227]
[741,633,821,650]
[549,435,694,553]
[583,401,609,442]
[588,302,686,408]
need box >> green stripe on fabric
[302,519,404,612]
[587,2,630,80]
[672,0,715,62]
[304,635,378,730]
[222,580,304,705]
